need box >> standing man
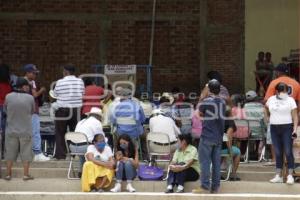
[53,65,85,160]
[193,79,226,194]
[4,78,35,180]
[24,64,49,161]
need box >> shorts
[5,133,33,162]
[221,146,241,156]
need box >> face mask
[96,142,106,151]
[278,93,288,100]
[120,143,128,150]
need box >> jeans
[32,114,42,155]
[199,138,222,191]
[167,167,199,186]
[270,124,294,170]
[116,160,137,181]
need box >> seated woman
[222,114,241,181]
[110,134,139,193]
[165,134,200,193]
[81,134,115,192]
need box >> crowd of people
[0,62,299,193]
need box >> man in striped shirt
[53,65,84,160]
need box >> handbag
[138,165,164,181]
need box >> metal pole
[149,0,157,66]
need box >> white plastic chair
[146,132,172,163]
[65,132,89,180]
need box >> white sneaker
[269,175,283,183]
[126,183,136,192]
[286,175,294,185]
[110,183,121,193]
[34,153,50,162]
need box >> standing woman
[110,134,139,193]
[266,82,298,185]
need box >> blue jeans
[270,124,294,170]
[32,114,42,155]
[199,138,222,191]
[116,160,137,181]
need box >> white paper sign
[104,65,136,75]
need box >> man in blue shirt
[193,79,226,194]
[111,88,145,139]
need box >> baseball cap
[23,64,40,73]
[16,77,30,88]
[245,90,257,101]
[275,63,289,73]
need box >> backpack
[138,165,164,181]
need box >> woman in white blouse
[266,82,298,185]
[81,134,115,192]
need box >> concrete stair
[0,161,299,199]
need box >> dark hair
[116,134,136,158]
[92,134,105,144]
[275,82,288,93]
[231,94,245,108]
[0,64,10,83]
[208,79,221,95]
[207,71,222,84]
[83,77,94,87]
[258,51,264,56]
[159,96,170,104]
[266,52,272,56]
[178,134,192,146]
[64,64,75,74]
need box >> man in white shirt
[70,107,104,176]
[149,109,181,153]
[53,65,85,160]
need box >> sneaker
[34,153,50,162]
[126,183,136,193]
[286,175,294,185]
[110,183,121,193]
[269,175,283,183]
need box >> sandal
[4,175,11,181]
[23,175,34,181]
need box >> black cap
[63,65,75,73]
[208,79,221,95]
[16,77,29,88]
[275,63,289,73]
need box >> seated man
[70,107,104,175]
[149,109,181,153]
[222,110,241,181]
[111,88,145,140]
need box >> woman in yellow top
[165,134,200,193]
[81,134,115,192]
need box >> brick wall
[0,0,244,95]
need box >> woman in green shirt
[165,134,200,193]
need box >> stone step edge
[0,192,300,198]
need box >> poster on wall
[104,65,137,88]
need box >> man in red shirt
[81,77,104,118]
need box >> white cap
[85,107,103,117]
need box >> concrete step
[0,179,299,194]
[0,167,274,181]
[7,160,275,172]
[1,192,300,200]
